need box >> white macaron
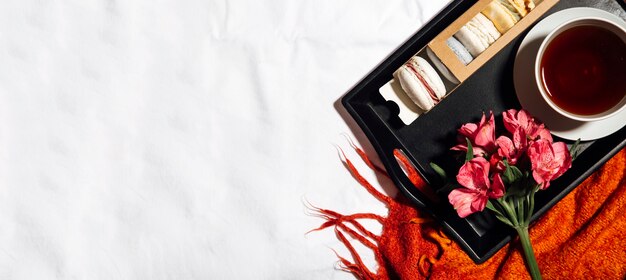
[468,13,501,45]
[454,25,488,57]
[393,56,447,111]
[454,13,503,58]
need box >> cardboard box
[381,0,560,125]
[428,0,560,82]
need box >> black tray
[342,0,626,264]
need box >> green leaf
[569,138,582,161]
[465,138,474,162]
[516,196,524,226]
[498,197,520,227]
[510,166,523,181]
[429,162,447,181]
[524,193,532,226]
[493,213,514,227]
[486,200,503,216]
[532,184,541,193]
[527,190,536,224]
[501,160,514,184]
[502,160,523,185]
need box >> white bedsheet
[0,0,446,279]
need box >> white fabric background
[0,0,447,279]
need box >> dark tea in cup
[536,18,626,121]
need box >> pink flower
[488,153,505,172]
[452,112,497,157]
[449,157,505,218]
[496,136,525,165]
[527,139,572,189]
[495,127,527,166]
[503,109,553,143]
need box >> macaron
[393,56,446,111]
[427,47,460,84]
[505,0,540,17]
[454,25,487,57]
[526,0,542,11]
[454,13,502,57]
[469,13,502,45]
[481,0,521,33]
[446,37,473,66]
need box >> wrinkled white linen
[0,0,446,279]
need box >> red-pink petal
[489,153,505,171]
[457,162,479,190]
[470,195,488,213]
[528,139,550,171]
[458,123,478,138]
[475,124,494,149]
[513,127,528,151]
[551,142,572,179]
[503,109,518,134]
[478,112,487,128]
[448,188,481,218]
[473,112,496,152]
[533,170,549,189]
[456,157,490,191]
[535,125,553,142]
[528,139,572,190]
[517,109,531,131]
[473,157,491,188]
[496,136,514,157]
[489,173,505,199]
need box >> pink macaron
[393,56,447,111]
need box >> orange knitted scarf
[311,145,626,279]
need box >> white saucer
[513,7,626,141]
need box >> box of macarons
[342,0,626,263]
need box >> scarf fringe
[310,141,450,280]
[336,145,392,205]
[306,201,384,279]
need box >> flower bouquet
[431,109,579,280]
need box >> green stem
[498,198,519,227]
[515,226,542,280]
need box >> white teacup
[535,17,626,122]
